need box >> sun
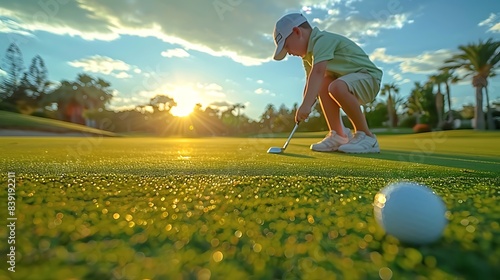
[171,105,194,117]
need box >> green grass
[0,110,117,136]
[0,131,499,279]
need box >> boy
[273,13,382,153]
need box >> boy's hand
[296,104,311,123]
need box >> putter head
[267,147,283,154]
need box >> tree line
[0,39,499,136]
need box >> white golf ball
[373,182,447,245]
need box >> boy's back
[303,27,383,81]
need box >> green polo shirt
[302,27,382,81]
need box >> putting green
[0,131,499,279]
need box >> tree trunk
[387,93,394,128]
[435,89,444,128]
[474,86,485,130]
[485,86,495,130]
[445,82,453,122]
[472,75,486,130]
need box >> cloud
[387,69,411,84]
[254,88,271,95]
[114,72,131,79]
[400,50,454,74]
[370,48,455,74]
[0,0,416,66]
[161,48,190,58]
[479,13,500,33]
[304,0,414,41]
[370,48,405,64]
[209,101,232,108]
[197,83,226,98]
[68,55,138,78]
[314,13,413,40]
[0,2,120,41]
[490,23,500,33]
[0,17,33,37]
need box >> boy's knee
[328,80,348,97]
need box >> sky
[0,0,499,120]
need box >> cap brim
[273,41,287,61]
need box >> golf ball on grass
[373,182,447,245]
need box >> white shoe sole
[310,146,340,152]
[337,146,380,154]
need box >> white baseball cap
[273,13,308,60]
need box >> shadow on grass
[349,149,500,174]
[268,152,316,159]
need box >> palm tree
[404,82,425,124]
[380,82,400,128]
[260,104,276,131]
[442,38,500,130]
[437,69,458,123]
[229,103,246,133]
[429,74,446,127]
[232,103,246,119]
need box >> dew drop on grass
[253,243,262,253]
[197,268,211,280]
[307,215,315,224]
[213,251,223,262]
[379,267,393,280]
[466,225,475,233]
[370,252,382,265]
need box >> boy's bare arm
[296,61,327,122]
[303,61,327,108]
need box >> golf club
[267,122,300,154]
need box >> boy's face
[283,27,307,58]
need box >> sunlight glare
[171,105,193,117]
[167,84,202,117]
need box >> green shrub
[0,101,20,113]
[31,111,49,118]
[398,115,417,128]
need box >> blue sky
[0,0,499,120]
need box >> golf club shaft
[277,100,315,152]
[282,122,299,150]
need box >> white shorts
[338,72,380,105]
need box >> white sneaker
[310,131,349,152]
[338,131,380,153]
[343,127,353,140]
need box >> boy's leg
[309,76,351,152]
[318,76,347,137]
[328,80,373,137]
[328,73,380,153]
